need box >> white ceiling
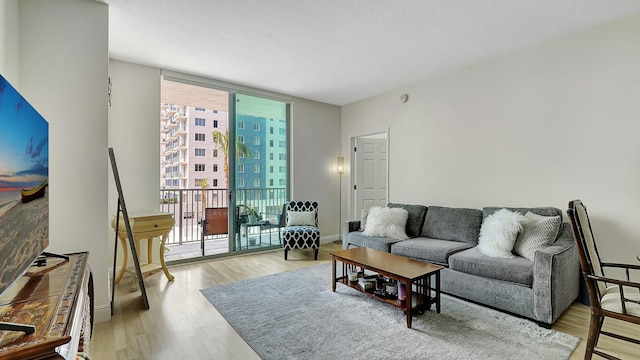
[104,0,640,106]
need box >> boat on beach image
[21,178,47,203]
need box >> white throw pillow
[362,206,409,240]
[478,208,528,258]
[513,212,562,261]
[287,210,316,226]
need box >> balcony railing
[160,187,287,247]
[161,173,182,179]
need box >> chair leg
[594,314,604,350]
[284,248,288,260]
[313,248,318,260]
[584,313,602,360]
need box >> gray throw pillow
[359,208,369,231]
[513,212,561,261]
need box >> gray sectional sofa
[342,203,580,326]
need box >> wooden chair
[566,200,640,360]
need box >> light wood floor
[92,243,639,360]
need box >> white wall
[342,14,640,264]
[108,60,161,215]
[18,0,110,321]
[0,0,19,84]
[106,65,343,241]
[291,97,342,239]
[107,59,162,272]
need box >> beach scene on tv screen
[0,74,49,297]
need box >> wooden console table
[0,252,93,360]
[111,212,175,284]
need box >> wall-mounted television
[0,74,49,302]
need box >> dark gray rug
[200,264,579,360]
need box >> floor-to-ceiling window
[232,94,289,252]
[159,72,290,263]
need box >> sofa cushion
[387,203,427,238]
[448,247,534,287]
[346,231,402,253]
[390,238,473,265]
[483,206,562,221]
[421,206,483,244]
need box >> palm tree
[198,178,209,210]
[211,129,252,188]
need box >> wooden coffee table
[331,247,444,328]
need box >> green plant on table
[238,204,261,221]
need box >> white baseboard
[94,304,111,323]
[321,235,339,244]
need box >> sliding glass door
[230,94,289,251]
[160,74,290,262]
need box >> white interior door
[354,135,387,218]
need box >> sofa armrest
[342,220,361,249]
[532,223,580,324]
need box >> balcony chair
[567,200,640,360]
[282,201,320,260]
[201,207,241,251]
[203,207,229,236]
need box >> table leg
[146,237,153,268]
[159,234,174,281]
[267,225,272,246]
[426,274,432,311]
[435,271,441,313]
[331,256,336,292]
[245,225,251,248]
[406,280,413,328]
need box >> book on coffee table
[358,277,376,291]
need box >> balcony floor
[164,230,282,262]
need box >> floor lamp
[337,157,344,242]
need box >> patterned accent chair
[282,201,320,260]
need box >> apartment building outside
[236,114,287,190]
[160,80,288,227]
[160,103,228,196]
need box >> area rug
[200,264,579,360]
